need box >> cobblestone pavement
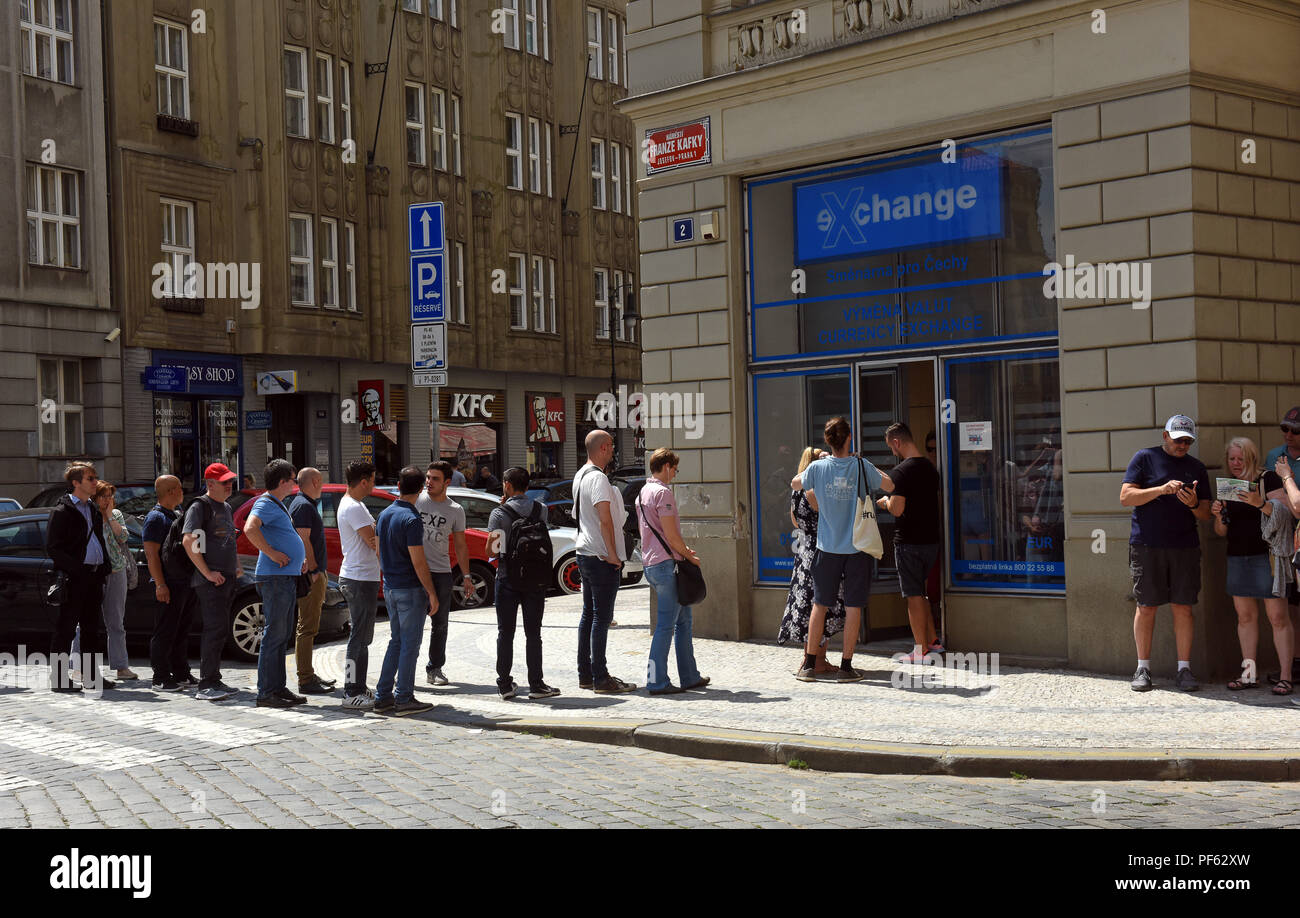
[2,675,1299,828]
[304,584,1300,750]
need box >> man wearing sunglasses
[1264,406,1300,684]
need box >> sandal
[1272,679,1293,696]
[1227,678,1257,690]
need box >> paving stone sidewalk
[307,584,1298,751]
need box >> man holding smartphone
[1119,415,1213,692]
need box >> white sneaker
[427,667,449,686]
[341,692,375,711]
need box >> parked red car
[231,486,497,608]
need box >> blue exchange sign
[793,154,1003,263]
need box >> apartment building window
[284,47,309,138]
[509,253,527,329]
[624,146,633,215]
[345,222,358,311]
[609,142,622,213]
[531,255,546,331]
[402,0,420,11]
[586,8,602,79]
[505,113,523,190]
[289,214,314,305]
[593,268,609,339]
[340,60,354,143]
[25,164,80,268]
[524,0,538,54]
[38,358,83,456]
[453,241,467,324]
[430,88,447,170]
[606,11,619,85]
[451,94,463,175]
[20,0,74,85]
[547,258,557,333]
[545,123,554,197]
[449,0,458,28]
[428,0,443,19]
[622,17,628,87]
[153,19,189,118]
[590,140,605,210]
[612,269,626,340]
[160,198,195,297]
[315,53,335,143]
[527,117,542,193]
[320,217,339,308]
[626,275,636,341]
[501,0,519,50]
[541,0,549,59]
[405,84,425,165]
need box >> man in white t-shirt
[572,430,636,693]
[337,460,381,710]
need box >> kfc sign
[450,392,495,419]
[358,379,385,431]
[527,395,565,443]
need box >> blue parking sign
[410,253,445,323]
[408,202,444,254]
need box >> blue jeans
[339,577,380,696]
[376,586,428,704]
[644,560,701,691]
[577,554,619,684]
[255,575,297,699]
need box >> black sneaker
[392,699,434,716]
[1130,666,1153,692]
[593,676,637,694]
[1175,667,1200,692]
[373,696,396,714]
[176,674,199,689]
[298,678,335,695]
[153,680,184,692]
[528,683,561,698]
[648,684,683,695]
[579,679,594,690]
[274,687,308,706]
[498,680,517,700]
[256,693,294,708]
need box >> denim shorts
[811,550,873,608]
[1225,553,1272,599]
[895,542,939,598]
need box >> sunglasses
[1282,425,1300,435]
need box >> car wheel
[228,592,263,662]
[621,571,643,586]
[453,561,495,609]
[556,554,582,595]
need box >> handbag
[853,457,884,559]
[46,570,70,606]
[636,492,707,605]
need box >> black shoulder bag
[636,491,707,605]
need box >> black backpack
[160,498,212,582]
[501,501,553,593]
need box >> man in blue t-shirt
[791,416,892,683]
[244,459,308,707]
[373,466,439,716]
[1120,415,1213,693]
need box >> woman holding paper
[1210,437,1293,693]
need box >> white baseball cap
[1164,415,1197,441]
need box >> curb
[431,711,1300,782]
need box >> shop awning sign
[645,117,711,176]
[793,153,1003,263]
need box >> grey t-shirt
[183,495,239,586]
[414,493,466,574]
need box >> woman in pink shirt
[636,448,709,695]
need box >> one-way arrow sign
[408,202,444,254]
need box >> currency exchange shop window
[751,367,850,584]
[943,351,1063,592]
[746,127,1054,363]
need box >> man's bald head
[297,467,323,499]
[585,429,612,455]
[154,474,183,509]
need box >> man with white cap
[1119,415,1213,691]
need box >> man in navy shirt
[142,474,196,692]
[1120,415,1213,692]
[373,466,439,716]
[290,467,336,695]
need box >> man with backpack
[183,463,241,702]
[488,467,558,700]
[142,474,197,692]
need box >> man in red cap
[183,463,241,701]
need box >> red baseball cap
[203,462,238,483]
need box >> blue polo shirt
[249,493,306,577]
[1123,447,1212,548]
[377,499,425,591]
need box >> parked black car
[0,508,349,663]
[26,482,201,518]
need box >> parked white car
[384,485,642,594]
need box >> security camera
[104,327,121,342]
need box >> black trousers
[495,579,545,689]
[149,578,195,684]
[193,578,234,689]
[49,566,106,688]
